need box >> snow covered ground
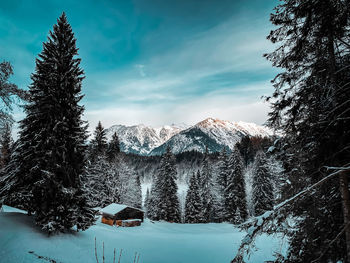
[0,205,286,263]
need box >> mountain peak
[106,123,187,155]
[106,118,273,155]
[196,118,228,129]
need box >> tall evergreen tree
[184,171,204,223]
[106,132,120,162]
[90,121,107,161]
[83,159,120,208]
[84,124,120,207]
[200,147,215,222]
[217,147,229,191]
[148,147,181,222]
[260,0,350,261]
[144,187,150,216]
[0,123,13,169]
[224,146,247,224]
[134,175,142,209]
[214,147,230,222]
[251,151,274,216]
[146,187,156,220]
[0,13,96,233]
[117,158,142,208]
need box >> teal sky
[0,0,278,133]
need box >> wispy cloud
[84,13,276,129]
[2,0,277,132]
[135,64,146,77]
[84,81,272,134]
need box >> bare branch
[102,242,105,263]
[95,237,99,263]
[118,249,122,263]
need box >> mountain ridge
[106,118,273,156]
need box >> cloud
[83,14,275,126]
[84,82,271,134]
[135,64,146,77]
[142,14,273,75]
[6,1,277,133]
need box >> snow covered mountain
[149,118,273,155]
[106,118,273,156]
[105,124,187,155]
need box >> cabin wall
[115,207,144,222]
[101,216,114,226]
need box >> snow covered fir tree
[0,13,96,233]
[251,151,274,216]
[148,147,181,222]
[200,147,215,222]
[0,123,13,170]
[106,132,120,162]
[224,146,247,224]
[232,1,350,262]
[184,171,204,223]
[84,121,141,209]
[264,1,350,261]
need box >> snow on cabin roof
[100,203,144,215]
[100,204,128,215]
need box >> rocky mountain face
[105,124,186,155]
[106,118,273,156]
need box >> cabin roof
[100,203,144,216]
[101,204,128,215]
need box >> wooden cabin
[100,203,144,227]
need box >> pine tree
[144,187,150,215]
[148,147,181,222]
[217,148,229,191]
[0,123,13,169]
[184,171,204,223]
[117,158,142,208]
[84,121,120,207]
[106,132,120,162]
[90,121,107,161]
[83,158,120,208]
[0,61,27,130]
[146,187,156,220]
[233,1,350,255]
[214,147,229,221]
[104,162,120,205]
[200,147,215,222]
[251,151,274,216]
[224,146,247,224]
[1,13,96,233]
[261,1,350,261]
[134,175,142,209]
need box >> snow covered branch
[232,167,350,263]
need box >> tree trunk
[339,171,350,263]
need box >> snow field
[0,206,286,263]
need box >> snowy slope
[0,206,286,263]
[105,124,186,155]
[150,118,274,155]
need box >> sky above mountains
[0,0,278,132]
